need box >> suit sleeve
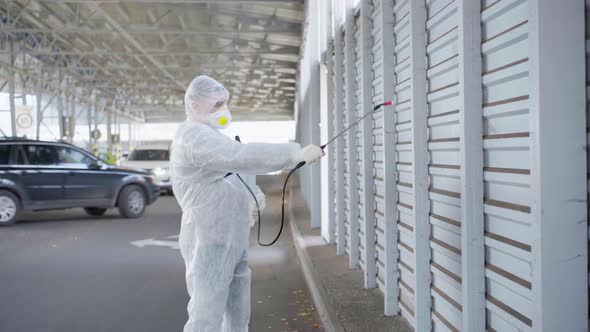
[186,126,300,175]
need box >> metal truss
[0,0,303,134]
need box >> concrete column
[376,0,399,316]
[344,0,359,269]
[334,26,346,257]
[408,1,430,331]
[360,0,376,289]
[320,0,336,244]
[458,0,485,330]
[322,42,336,244]
[309,0,322,229]
[529,0,587,330]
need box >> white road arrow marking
[131,237,179,250]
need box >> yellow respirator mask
[208,105,232,129]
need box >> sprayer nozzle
[384,101,393,106]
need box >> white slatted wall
[321,0,586,330]
[481,0,533,330]
[371,0,388,293]
[425,1,463,331]
[392,0,417,326]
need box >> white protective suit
[171,76,321,332]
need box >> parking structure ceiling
[0,0,304,122]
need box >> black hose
[237,161,305,247]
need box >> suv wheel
[84,207,108,216]
[118,185,146,219]
[0,190,20,226]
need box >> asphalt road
[0,175,322,332]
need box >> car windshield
[127,149,169,161]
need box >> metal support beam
[43,64,297,72]
[529,0,587,330]
[87,3,194,90]
[94,101,100,139]
[1,27,301,35]
[64,93,69,141]
[107,104,113,154]
[87,91,94,150]
[360,0,376,289]
[408,1,430,331]
[36,73,42,140]
[128,115,134,151]
[56,0,303,3]
[56,69,64,139]
[75,108,86,120]
[116,108,121,137]
[344,1,359,269]
[458,0,485,330]
[69,94,76,142]
[334,28,346,257]
[19,50,299,57]
[8,38,17,137]
[41,96,57,115]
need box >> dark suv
[0,138,160,225]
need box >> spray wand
[236,100,393,246]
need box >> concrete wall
[296,0,325,228]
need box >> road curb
[288,194,346,332]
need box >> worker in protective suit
[170,75,324,332]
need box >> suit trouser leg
[223,249,251,332]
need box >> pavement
[0,174,322,332]
[288,181,412,332]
